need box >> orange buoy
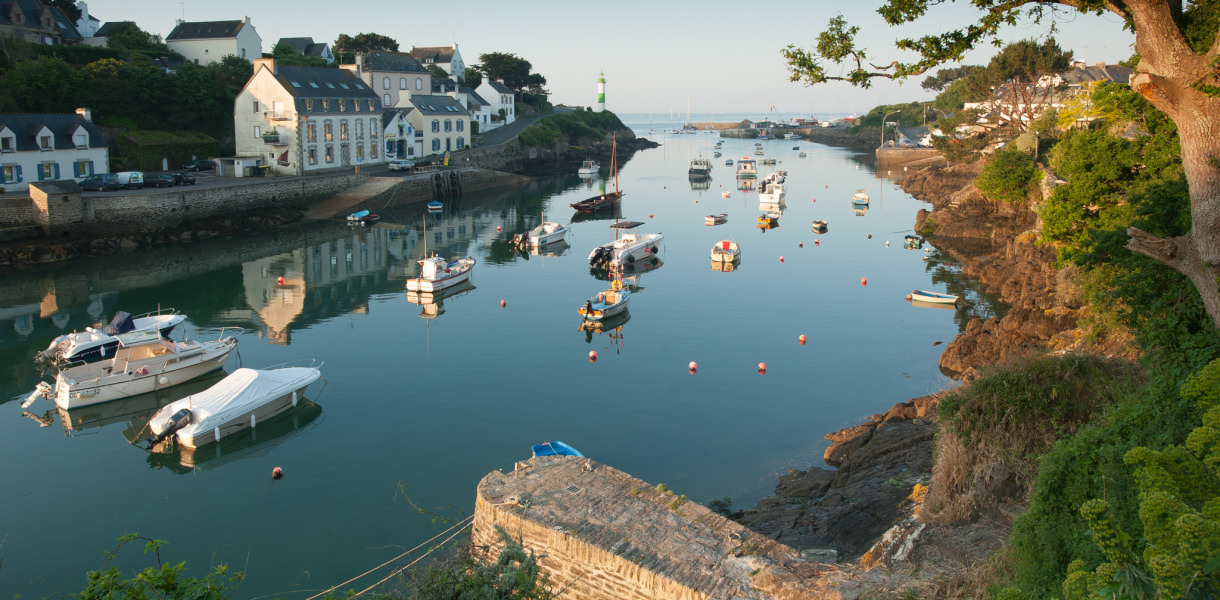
[758,362,767,374]
[868,234,873,239]
[497,226,502,232]
[779,256,785,263]
[272,467,283,480]
[277,276,284,285]
[799,242,803,248]
[906,294,913,301]
[650,214,654,218]
[500,299,506,307]
[861,277,868,286]
[798,335,806,345]
[589,351,597,362]
[688,361,697,374]
[814,239,820,246]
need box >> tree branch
[1128,227,1220,329]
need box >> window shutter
[89,161,95,175]
[54,163,60,179]
[16,166,22,182]
[73,161,80,177]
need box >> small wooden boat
[146,363,323,449]
[572,135,623,212]
[578,278,631,321]
[721,191,730,198]
[532,440,584,458]
[705,213,727,225]
[710,240,740,262]
[811,219,828,233]
[361,213,380,225]
[910,290,959,305]
[904,234,924,249]
[851,189,870,205]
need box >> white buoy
[158,376,169,385]
[250,414,257,428]
[215,427,222,442]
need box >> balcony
[262,133,286,145]
[263,111,295,121]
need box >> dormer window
[0,136,13,152]
[74,131,88,149]
[39,135,52,150]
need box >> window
[308,147,318,165]
[355,119,363,139]
[368,99,375,111]
[340,121,348,141]
[307,123,317,143]
[456,138,465,150]
[457,120,464,132]
[383,77,390,90]
[370,142,378,159]
[241,48,246,58]
[324,122,333,142]
[325,145,334,163]
[399,77,406,90]
[370,119,378,138]
[415,79,422,90]
[356,144,364,161]
[253,100,259,113]
[72,159,93,177]
[253,125,261,138]
[432,139,440,151]
[339,99,346,112]
[383,93,391,105]
[38,161,59,180]
[0,136,12,152]
[305,99,313,111]
[431,120,439,133]
[40,135,52,150]
[2,164,23,183]
[444,120,452,132]
[322,99,330,111]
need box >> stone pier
[473,456,821,600]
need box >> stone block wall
[0,197,37,227]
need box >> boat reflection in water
[710,256,740,272]
[569,205,622,223]
[689,176,711,191]
[579,309,629,351]
[56,370,230,438]
[406,280,477,319]
[519,239,570,260]
[143,400,324,473]
[589,257,663,282]
[854,204,870,217]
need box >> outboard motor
[147,408,193,449]
[590,247,611,268]
[512,233,526,248]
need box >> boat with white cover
[513,213,569,248]
[37,309,187,365]
[146,363,323,449]
[24,327,240,410]
[587,220,663,271]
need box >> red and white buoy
[798,335,806,345]
[799,242,804,248]
[272,466,284,480]
[905,294,913,302]
[496,226,502,232]
[757,362,767,374]
[589,351,597,363]
[688,361,698,374]
[500,299,506,308]
[861,277,868,286]
[779,256,785,263]
[277,276,284,285]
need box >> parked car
[145,173,175,188]
[79,173,121,192]
[182,159,215,172]
[171,171,196,185]
[116,171,144,189]
[387,159,415,171]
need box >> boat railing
[258,358,325,371]
[133,307,180,320]
[189,326,247,341]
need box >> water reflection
[59,370,229,437]
[405,281,477,319]
[579,310,629,352]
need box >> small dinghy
[705,213,727,225]
[910,290,959,305]
[532,440,584,457]
[710,240,740,263]
[811,220,828,233]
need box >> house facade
[405,95,470,158]
[408,44,465,82]
[234,58,385,177]
[166,17,261,65]
[341,51,432,109]
[382,109,419,160]
[0,0,82,45]
[476,79,516,128]
[0,108,108,192]
[276,37,334,63]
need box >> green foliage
[333,33,398,55]
[269,42,333,68]
[32,43,125,66]
[463,67,483,88]
[976,149,1039,203]
[78,533,244,599]
[518,110,625,148]
[922,65,980,91]
[103,22,167,53]
[426,64,448,81]
[477,52,548,99]
[116,131,220,172]
[400,526,556,600]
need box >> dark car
[145,173,175,188]
[79,173,121,192]
[171,171,196,185]
[182,159,215,172]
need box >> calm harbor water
[0,116,994,598]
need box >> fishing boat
[757,130,773,140]
[513,213,569,248]
[710,240,740,263]
[572,136,623,213]
[23,328,240,411]
[798,151,807,157]
[406,216,476,292]
[736,157,757,179]
[688,158,712,177]
[587,220,663,271]
[705,213,728,225]
[577,159,599,175]
[145,362,323,450]
[578,276,631,322]
[811,219,828,233]
[851,189,870,205]
[759,172,787,204]
[758,212,780,226]
[532,441,584,458]
[910,290,960,305]
[37,309,187,365]
[761,157,777,165]
[713,151,722,158]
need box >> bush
[975,148,1040,203]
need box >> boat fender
[650,246,658,254]
[292,390,298,407]
[250,413,257,428]
[626,254,635,263]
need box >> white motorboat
[758,172,786,204]
[513,214,569,248]
[710,240,740,263]
[146,363,323,449]
[587,220,663,272]
[852,189,870,205]
[578,278,631,322]
[24,328,239,411]
[37,309,187,365]
[577,159,599,175]
[406,255,476,293]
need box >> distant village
[0,0,521,192]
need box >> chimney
[175,18,184,27]
[75,108,93,121]
[1095,62,1105,68]
[242,15,250,23]
[253,57,277,75]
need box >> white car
[387,159,415,171]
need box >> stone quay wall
[0,197,37,227]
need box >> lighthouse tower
[596,71,605,112]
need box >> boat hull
[55,338,237,410]
[910,290,959,304]
[570,191,623,213]
[176,384,312,449]
[406,258,475,293]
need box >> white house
[275,37,334,63]
[458,86,493,132]
[476,79,515,128]
[166,17,261,65]
[234,58,385,176]
[405,95,470,158]
[75,1,100,38]
[382,109,419,160]
[408,43,465,82]
[341,51,432,109]
[0,108,109,193]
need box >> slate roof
[0,113,107,151]
[1062,63,1133,86]
[462,87,490,107]
[408,95,468,116]
[261,64,381,114]
[277,37,329,58]
[359,51,427,73]
[409,45,455,65]
[94,21,135,37]
[0,0,82,41]
[166,20,246,41]
[486,80,513,95]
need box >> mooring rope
[349,518,471,598]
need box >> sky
[82,0,1136,118]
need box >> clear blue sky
[83,0,1136,117]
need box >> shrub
[975,148,1040,203]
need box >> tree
[103,22,164,52]
[921,65,979,91]
[426,64,448,81]
[783,1,1220,330]
[477,52,535,92]
[3,55,81,113]
[958,38,1073,133]
[464,66,483,88]
[269,42,331,67]
[333,32,398,63]
[46,0,80,24]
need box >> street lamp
[880,110,900,148]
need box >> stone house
[166,17,261,65]
[341,51,432,109]
[405,95,470,158]
[234,58,385,176]
[275,37,334,63]
[408,43,465,82]
[0,108,108,193]
[0,0,81,45]
[476,79,516,128]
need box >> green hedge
[115,131,219,172]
